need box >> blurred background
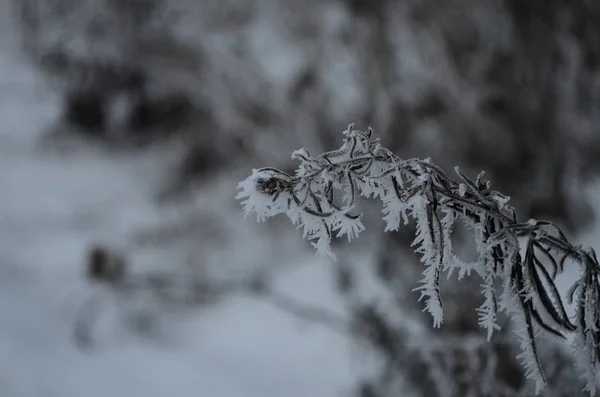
[2,0,600,396]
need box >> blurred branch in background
[74,244,351,350]
[12,0,600,229]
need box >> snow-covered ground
[0,18,357,397]
[0,258,355,397]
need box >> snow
[0,20,355,397]
[0,260,354,397]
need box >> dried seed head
[255,177,281,196]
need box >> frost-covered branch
[236,125,600,395]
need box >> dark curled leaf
[524,237,535,265]
[289,189,302,205]
[539,236,572,253]
[346,173,356,206]
[547,235,576,251]
[432,212,444,266]
[323,221,332,240]
[368,164,404,179]
[582,249,600,271]
[491,287,499,315]
[455,167,492,204]
[343,212,362,220]
[304,207,336,218]
[484,216,503,272]
[528,257,572,334]
[578,267,594,329]
[391,174,402,201]
[433,174,455,193]
[309,189,324,213]
[534,220,569,242]
[321,155,335,166]
[421,203,443,313]
[529,301,566,339]
[533,256,576,331]
[327,198,344,213]
[292,151,311,162]
[567,280,582,305]
[348,134,358,158]
[295,185,312,207]
[325,181,334,205]
[533,241,560,279]
[426,204,437,253]
[513,265,547,384]
[354,159,375,176]
[558,252,573,274]
[418,160,448,179]
[257,167,292,177]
